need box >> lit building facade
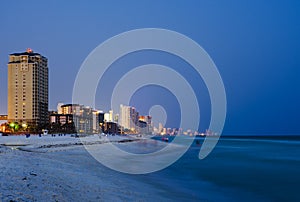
[61,104,81,116]
[50,113,74,125]
[92,110,102,133]
[59,104,99,134]
[103,122,118,134]
[119,104,139,131]
[7,49,48,129]
[138,120,147,134]
[138,115,153,134]
[104,113,111,122]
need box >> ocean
[121,136,300,201]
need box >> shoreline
[0,134,299,201]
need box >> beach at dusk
[0,1,299,201]
[1,135,299,201]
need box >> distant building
[109,110,113,122]
[92,110,102,133]
[75,106,93,134]
[0,115,8,132]
[138,120,147,134]
[57,103,64,114]
[7,49,48,130]
[119,104,139,131]
[49,112,75,133]
[0,115,8,121]
[104,113,111,122]
[114,113,119,123]
[98,111,104,124]
[158,123,164,134]
[61,104,81,116]
[49,113,73,125]
[49,104,103,134]
[138,115,153,134]
[103,122,118,134]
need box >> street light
[22,123,28,132]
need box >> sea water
[120,137,300,201]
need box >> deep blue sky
[0,1,299,135]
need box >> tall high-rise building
[92,110,102,133]
[109,110,114,122]
[104,113,111,122]
[158,123,164,134]
[119,104,130,130]
[119,104,139,131]
[7,48,48,129]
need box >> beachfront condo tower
[7,48,48,130]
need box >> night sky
[0,1,299,135]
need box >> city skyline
[3,52,182,136]
[0,1,299,135]
[48,102,201,136]
[0,2,299,201]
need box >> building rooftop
[9,48,47,58]
[10,52,41,56]
[61,104,82,107]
